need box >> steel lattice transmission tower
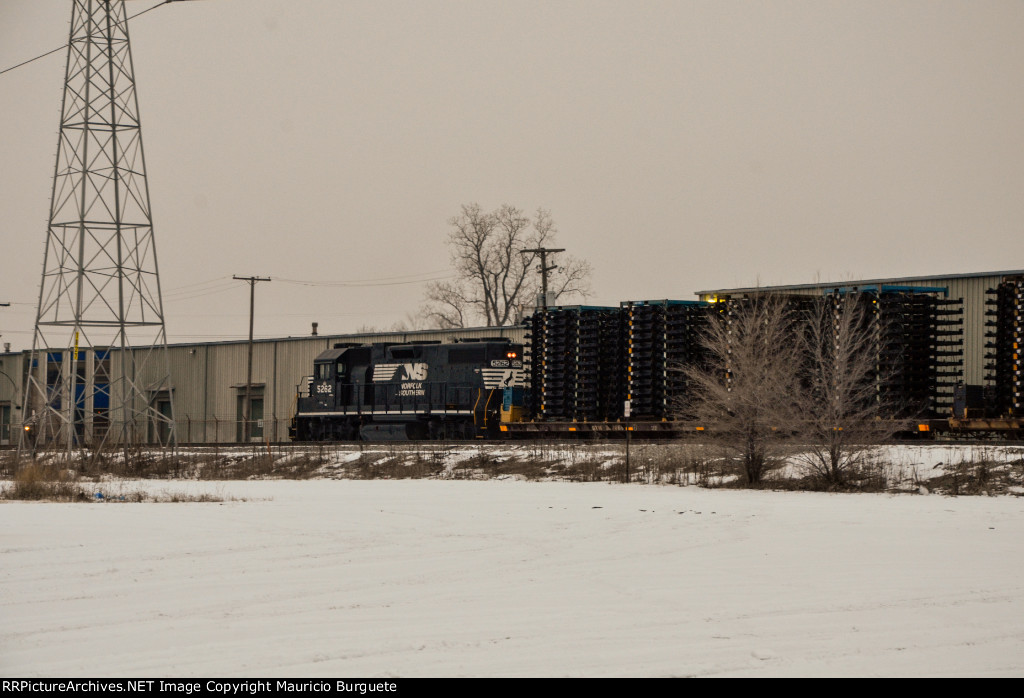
[21,0,175,455]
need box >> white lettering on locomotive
[398,381,426,397]
[489,359,523,369]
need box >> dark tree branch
[423,203,591,327]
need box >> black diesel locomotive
[291,339,525,441]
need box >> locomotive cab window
[388,347,421,360]
[316,363,332,380]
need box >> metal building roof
[696,269,1024,296]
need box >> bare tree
[423,203,591,327]
[419,281,472,330]
[794,293,894,485]
[679,295,803,485]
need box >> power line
[275,270,455,288]
[163,275,234,292]
[0,44,67,78]
[163,281,239,303]
[161,270,455,296]
[0,1,198,78]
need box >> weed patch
[1,460,240,503]
[1,463,92,501]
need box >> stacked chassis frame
[985,278,1023,416]
[519,289,964,436]
[623,300,708,420]
[860,289,963,419]
[811,290,963,420]
[524,301,709,430]
[526,306,623,423]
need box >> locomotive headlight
[507,351,517,358]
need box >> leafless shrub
[0,462,90,501]
[679,295,803,485]
[793,293,897,486]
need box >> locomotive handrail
[370,381,480,414]
[297,381,487,415]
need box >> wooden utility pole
[233,276,270,441]
[0,302,9,341]
[521,247,564,309]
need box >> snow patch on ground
[2,478,1023,677]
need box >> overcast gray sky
[2,0,1022,349]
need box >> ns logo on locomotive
[291,338,525,441]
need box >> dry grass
[929,454,1024,496]
[0,458,238,503]
[5,441,1021,496]
[450,454,559,480]
[82,486,235,503]
[349,453,445,480]
[1,463,92,502]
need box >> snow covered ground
[2,477,1023,677]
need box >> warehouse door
[149,393,173,444]
[0,403,10,445]
[236,391,264,442]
